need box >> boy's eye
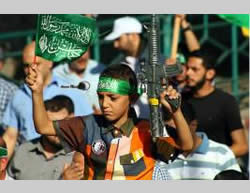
[110,96,118,101]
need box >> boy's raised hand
[160,85,181,114]
[25,64,44,94]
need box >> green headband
[97,77,137,96]
[0,147,7,158]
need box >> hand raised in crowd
[175,14,186,20]
[62,152,85,180]
[25,63,44,94]
[176,14,191,29]
[160,85,181,114]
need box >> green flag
[218,14,249,28]
[35,14,97,63]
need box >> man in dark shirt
[184,50,248,157]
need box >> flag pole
[170,16,181,60]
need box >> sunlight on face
[98,92,130,124]
[186,57,206,87]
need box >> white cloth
[104,17,142,41]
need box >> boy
[26,63,193,180]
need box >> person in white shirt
[153,102,241,180]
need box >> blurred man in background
[1,41,93,159]
[184,50,248,158]
[7,95,75,180]
[0,47,18,134]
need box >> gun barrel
[147,14,164,138]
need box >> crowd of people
[0,14,248,180]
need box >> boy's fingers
[73,164,84,172]
[78,170,83,176]
[27,73,37,81]
[25,77,35,86]
[70,163,84,172]
[160,90,168,99]
[28,63,38,75]
[166,86,173,95]
[167,85,173,91]
[31,63,37,69]
[63,163,70,171]
[26,75,37,84]
[27,69,37,80]
[169,90,177,99]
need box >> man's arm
[176,14,200,52]
[2,127,18,159]
[172,109,193,151]
[230,129,248,157]
[224,94,248,157]
[32,92,56,135]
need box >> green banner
[35,14,97,62]
[218,14,249,28]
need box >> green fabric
[35,14,97,63]
[0,147,7,158]
[218,14,249,28]
[97,77,137,96]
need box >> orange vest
[85,120,155,180]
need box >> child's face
[98,92,130,123]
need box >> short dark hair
[44,95,74,114]
[188,49,215,69]
[214,170,248,180]
[100,64,138,94]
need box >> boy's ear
[0,158,8,171]
[206,69,216,81]
[129,93,139,104]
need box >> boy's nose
[102,98,109,108]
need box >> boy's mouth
[103,111,112,115]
